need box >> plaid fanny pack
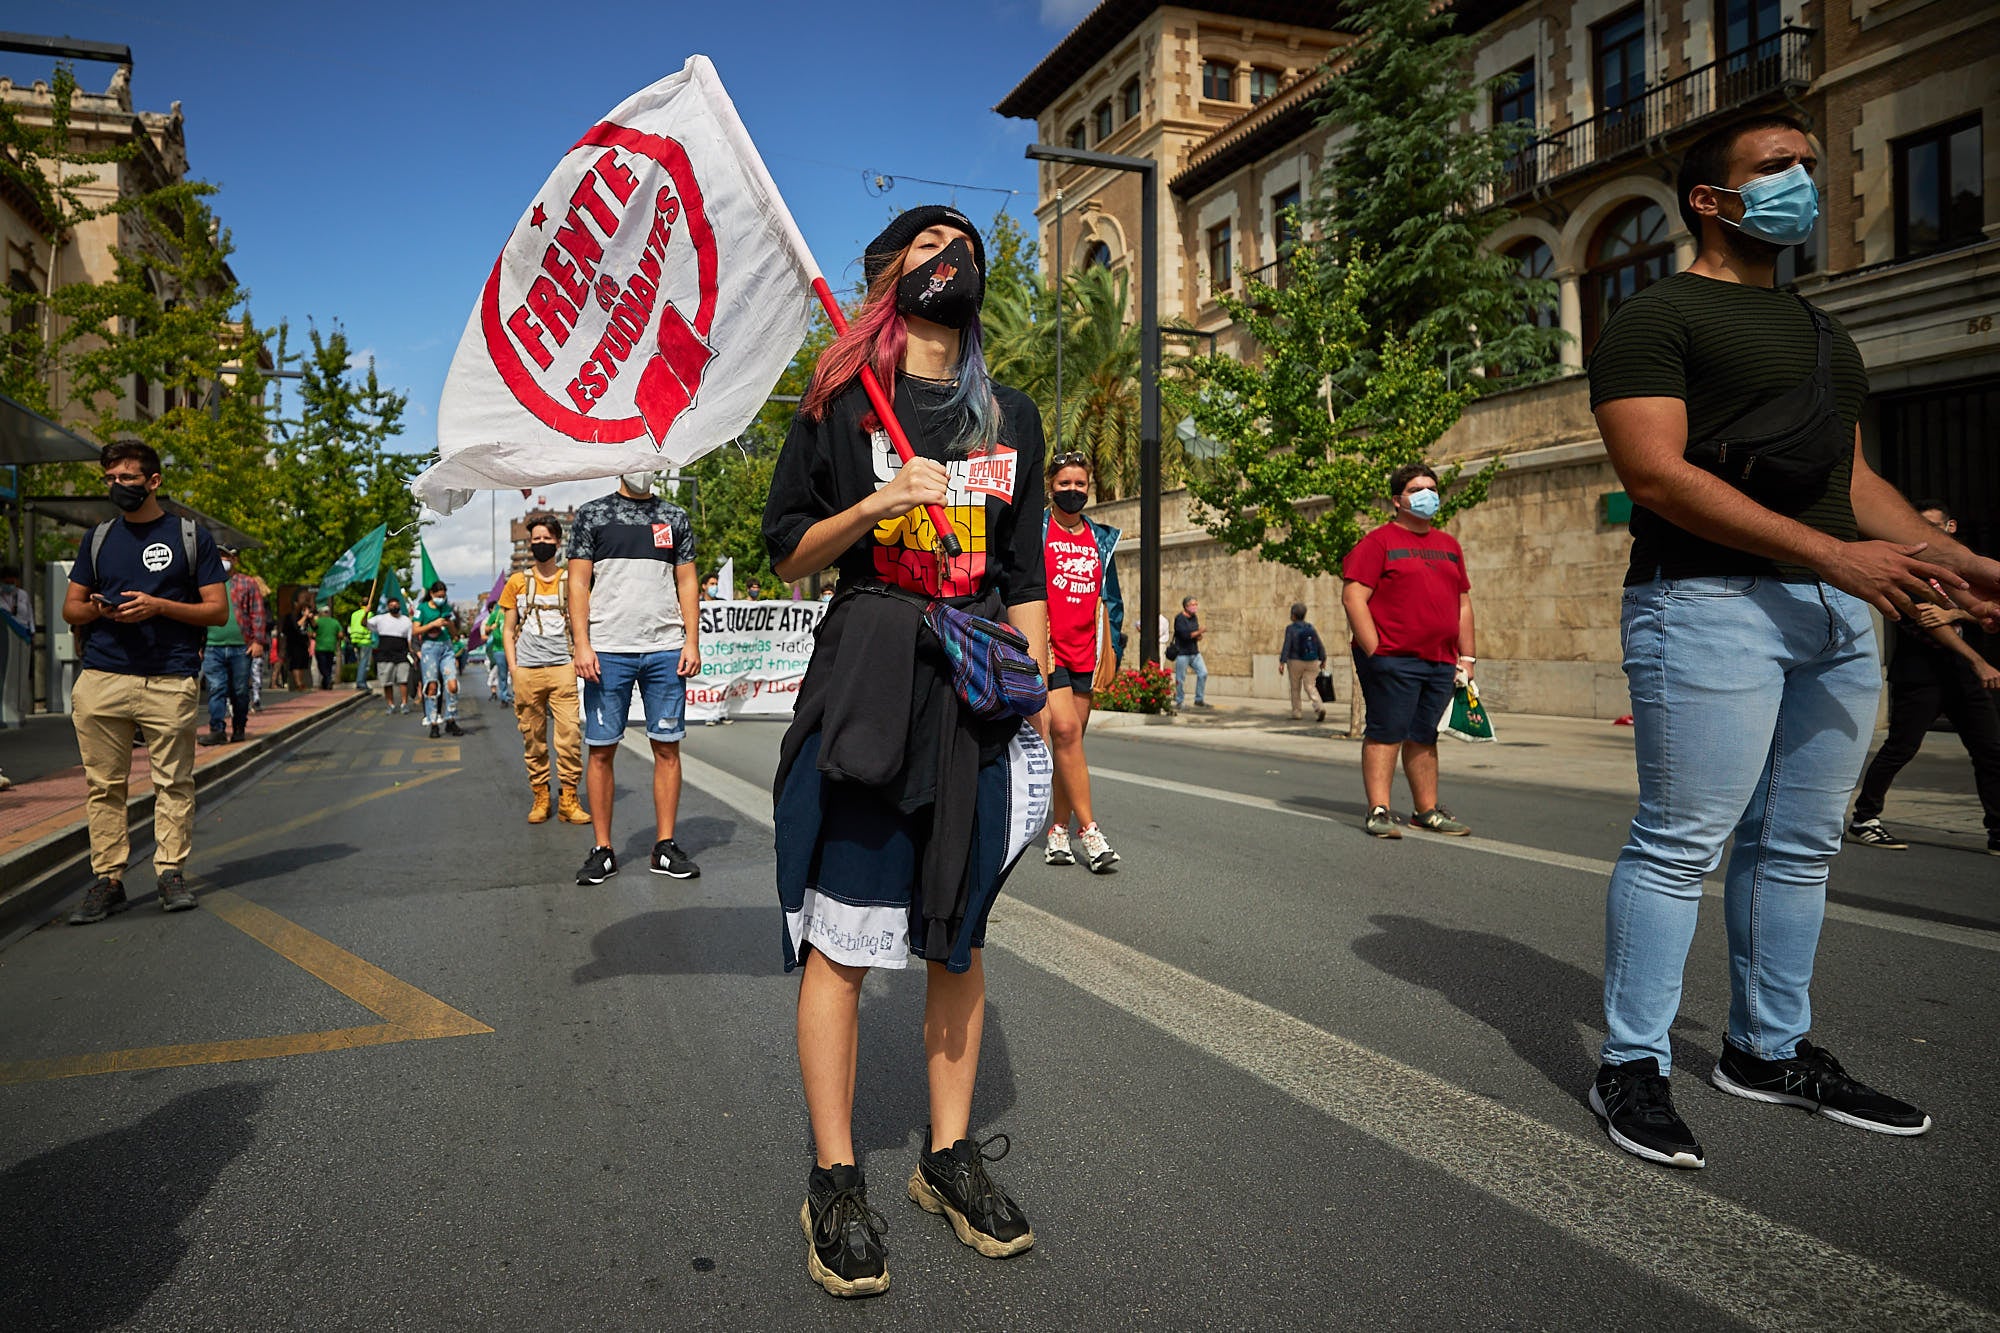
[923,600,1047,720]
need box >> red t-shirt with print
[1341,522,1470,664]
[1045,514,1101,672]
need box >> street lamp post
[1024,143,1161,667]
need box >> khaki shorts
[377,660,412,686]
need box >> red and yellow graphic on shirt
[866,429,1014,598]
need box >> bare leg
[650,739,681,841]
[1046,688,1095,829]
[925,952,987,1150]
[1402,742,1440,810]
[798,951,867,1167]
[1362,739,1399,809]
[587,744,617,847]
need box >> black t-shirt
[763,378,1047,606]
[69,513,226,677]
[1587,271,1868,585]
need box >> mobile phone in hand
[91,591,125,608]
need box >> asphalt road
[1,692,1994,1331]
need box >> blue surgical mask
[1715,163,1819,247]
[1406,488,1441,519]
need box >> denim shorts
[583,649,686,746]
[1353,649,1456,745]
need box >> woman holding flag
[764,207,1049,1298]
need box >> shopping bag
[1439,676,1495,743]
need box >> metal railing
[1496,27,1814,203]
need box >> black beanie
[863,205,986,284]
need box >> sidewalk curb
[0,693,368,942]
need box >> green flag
[318,524,386,602]
[420,540,440,591]
[379,566,404,608]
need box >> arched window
[1509,238,1557,330]
[1080,240,1112,270]
[1584,200,1673,352]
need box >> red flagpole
[810,277,963,560]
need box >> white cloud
[346,346,378,370]
[1040,0,1096,26]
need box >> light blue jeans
[419,638,459,723]
[1173,651,1207,707]
[1601,576,1878,1074]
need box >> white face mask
[621,472,654,495]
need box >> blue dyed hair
[935,317,1000,457]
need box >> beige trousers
[72,668,200,879]
[512,663,583,794]
[1287,659,1325,719]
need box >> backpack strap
[89,519,112,574]
[180,518,197,578]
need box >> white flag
[413,56,821,514]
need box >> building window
[1272,185,1303,250]
[1493,60,1535,128]
[1249,68,1282,105]
[1593,6,1648,151]
[1208,221,1233,296]
[1094,101,1113,142]
[1717,0,1783,101]
[1202,60,1235,102]
[1510,238,1558,330]
[1122,78,1141,120]
[1066,121,1086,150]
[1081,240,1112,270]
[1895,115,1984,260]
[1584,200,1673,353]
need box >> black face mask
[108,481,149,512]
[530,542,560,563]
[895,237,983,330]
[1052,489,1088,515]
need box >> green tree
[1309,0,1563,380]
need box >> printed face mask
[1052,489,1088,515]
[530,541,560,563]
[1406,488,1441,519]
[107,480,149,512]
[1714,163,1819,247]
[895,237,984,329]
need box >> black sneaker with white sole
[1845,818,1906,849]
[801,1163,889,1298]
[1709,1038,1932,1135]
[576,845,617,885]
[908,1132,1034,1257]
[1589,1057,1705,1168]
[649,838,699,878]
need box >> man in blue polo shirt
[60,441,228,924]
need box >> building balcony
[1496,27,1815,205]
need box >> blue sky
[7,0,1097,591]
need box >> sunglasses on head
[1050,451,1089,471]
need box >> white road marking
[676,749,1994,1329]
[1091,767,2000,955]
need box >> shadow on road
[571,906,771,982]
[0,1081,269,1332]
[1351,913,1713,1104]
[201,842,357,890]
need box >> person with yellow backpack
[500,513,589,825]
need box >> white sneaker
[1077,824,1120,873]
[1044,826,1075,866]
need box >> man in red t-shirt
[1341,462,1478,838]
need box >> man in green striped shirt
[1584,114,2000,1169]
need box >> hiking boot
[68,878,129,926]
[1589,1058,1704,1169]
[527,790,552,824]
[1709,1038,1932,1135]
[1077,824,1119,873]
[197,727,228,747]
[908,1132,1035,1258]
[158,870,197,913]
[1365,806,1402,839]
[1845,818,1906,850]
[650,838,700,879]
[1044,826,1074,866]
[557,792,592,825]
[444,719,464,737]
[576,845,617,885]
[1411,806,1471,837]
[801,1163,889,1298]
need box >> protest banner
[685,599,825,722]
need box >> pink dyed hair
[802,259,907,422]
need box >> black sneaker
[801,1163,889,1298]
[429,722,441,740]
[1589,1058,1705,1169]
[649,838,699,879]
[230,726,245,744]
[576,845,617,885]
[1709,1038,1932,1135]
[68,878,129,925]
[197,728,228,747]
[444,719,464,737]
[1845,818,1906,849]
[158,869,197,913]
[908,1132,1035,1257]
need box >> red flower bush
[1098,662,1175,714]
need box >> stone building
[998,0,1998,716]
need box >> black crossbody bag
[1682,296,1847,510]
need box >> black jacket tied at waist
[774,583,1020,962]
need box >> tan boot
[557,791,592,825]
[527,788,552,823]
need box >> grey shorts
[377,661,412,686]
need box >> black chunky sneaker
[444,718,464,737]
[1709,1038,1932,1135]
[428,721,441,740]
[649,838,700,879]
[801,1163,889,1298]
[157,869,197,913]
[575,845,617,885]
[68,878,129,926]
[1589,1058,1705,1168]
[908,1131,1035,1257]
